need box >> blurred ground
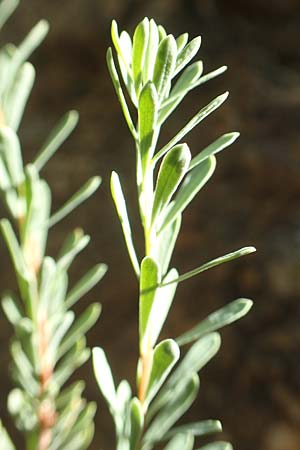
[0,0,300,449]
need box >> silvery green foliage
[93,18,255,450]
[0,1,106,449]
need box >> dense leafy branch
[93,17,255,450]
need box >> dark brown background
[1,1,300,449]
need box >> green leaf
[176,33,189,53]
[139,256,160,352]
[189,133,240,171]
[0,0,19,29]
[148,334,220,419]
[153,35,177,101]
[53,338,90,389]
[159,61,203,124]
[33,111,79,171]
[106,47,137,138]
[129,398,144,450]
[177,298,253,345]
[146,268,178,348]
[57,303,101,359]
[174,36,201,77]
[93,347,117,412]
[4,62,35,131]
[117,31,136,105]
[0,420,15,450]
[152,143,191,227]
[11,341,39,396]
[111,20,132,75]
[2,292,23,325]
[153,92,229,164]
[192,65,227,89]
[0,126,24,186]
[111,171,140,276]
[158,25,167,41]
[65,263,107,309]
[57,233,90,271]
[143,373,199,445]
[159,156,216,233]
[132,18,149,96]
[145,339,180,409]
[144,19,159,83]
[17,20,49,64]
[165,420,222,439]
[154,215,181,276]
[138,81,158,172]
[197,442,233,450]
[163,433,194,450]
[48,176,101,228]
[160,247,256,287]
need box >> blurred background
[1,0,300,449]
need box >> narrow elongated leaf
[174,36,201,77]
[143,373,199,445]
[0,156,11,190]
[152,144,191,226]
[48,311,75,359]
[147,268,178,348]
[48,176,101,228]
[158,25,167,41]
[153,92,228,163]
[65,263,107,309]
[0,126,24,186]
[130,398,144,450]
[58,303,101,359]
[155,214,181,275]
[132,18,149,95]
[2,292,23,325]
[111,171,140,276]
[17,20,49,64]
[138,81,158,171]
[198,442,233,450]
[0,0,19,29]
[189,133,240,171]
[145,339,180,409]
[159,61,203,124]
[159,156,216,233]
[176,33,189,53]
[33,111,79,171]
[117,31,136,105]
[93,347,116,411]
[5,62,35,131]
[153,35,177,101]
[148,334,220,419]
[160,247,256,288]
[139,256,160,351]
[163,433,194,450]
[144,19,159,82]
[177,298,253,345]
[192,65,227,89]
[111,20,131,74]
[57,233,90,271]
[11,341,39,396]
[106,47,137,138]
[165,420,222,439]
[0,420,15,450]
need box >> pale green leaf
[57,303,101,359]
[33,111,79,171]
[0,0,19,29]
[159,156,216,233]
[0,126,24,186]
[0,420,15,450]
[153,35,177,101]
[132,18,149,96]
[176,33,189,53]
[145,339,180,409]
[163,433,194,450]
[93,347,116,411]
[2,292,23,325]
[152,144,191,226]
[138,81,158,172]
[17,20,49,64]
[165,420,222,439]
[177,298,253,345]
[154,215,181,275]
[65,263,107,309]
[197,442,233,450]
[106,47,137,138]
[153,92,229,164]
[174,36,201,77]
[130,398,144,450]
[143,373,199,445]
[144,19,159,83]
[111,171,140,276]
[48,176,101,228]
[139,256,160,352]
[189,133,240,171]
